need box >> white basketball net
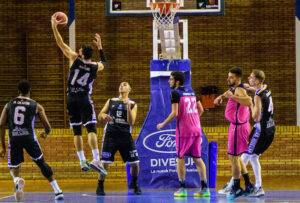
[150,2,180,29]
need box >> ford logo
[143,130,176,153]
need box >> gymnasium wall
[0,0,295,127]
[0,127,299,180]
[0,0,298,179]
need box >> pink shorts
[228,122,250,156]
[176,135,202,158]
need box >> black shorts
[67,94,97,126]
[248,125,275,155]
[8,138,43,168]
[101,131,139,165]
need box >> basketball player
[213,67,254,199]
[51,13,107,174]
[157,71,210,198]
[218,69,275,197]
[0,80,64,201]
[96,82,141,196]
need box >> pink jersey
[225,98,250,124]
[225,85,250,155]
[171,87,202,138]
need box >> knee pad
[72,125,82,136]
[86,123,97,134]
[35,158,53,179]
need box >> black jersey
[6,97,37,141]
[104,97,136,134]
[67,57,98,95]
[255,85,275,130]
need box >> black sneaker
[96,182,105,196]
[227,187,244,199]
[134,185,142,195]
[129,181,142,195]
[244,183,255,196]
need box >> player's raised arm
[51,13,78,63]
[93,33,106,72]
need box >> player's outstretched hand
[38,131,47,139]
[157,123,164,130]
[51,13,64,28]
[102,114,113,122]
[0,148,6,158]
[244,83,256,93]
[93,33,102,50]
[214,96,223,105]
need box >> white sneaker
[89,159,107,176]
[14,178,25,202]
[249,187,265,197]
[55,192,64,200]
[80,160,90,171]
[218,182,232,195]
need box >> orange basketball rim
[150,2,180,15]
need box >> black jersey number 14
[71,69,90,86]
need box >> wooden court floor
[1,176,299,198]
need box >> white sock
[250,154,262,188]
[50,180,62,194]
[92,149,100,161]
[77,151,86,161]
[228,177,234,188]
[13,177,20,185]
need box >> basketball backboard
[106,0,224,16]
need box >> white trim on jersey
[16,96,33,101]
[32,115,36,141]
[101,161,114,164]
[31,153,43,162]
[125,160,140,165]
[8,163,21,168]
[83,121,97,126]
[81,58,97,65]
[88,80,95,95]
[100,129,106,158]
[70,122,82,126]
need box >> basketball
[55,12,68,28]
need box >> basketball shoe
[90,159,107,176]
[14,178,25,202]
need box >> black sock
[131,176,138,187]
[242,173,251,186]
[233,179,240,190]
[201,180,207,189]
[179,179,185,188]
[98,180,104,186]
[132,176,138,184]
